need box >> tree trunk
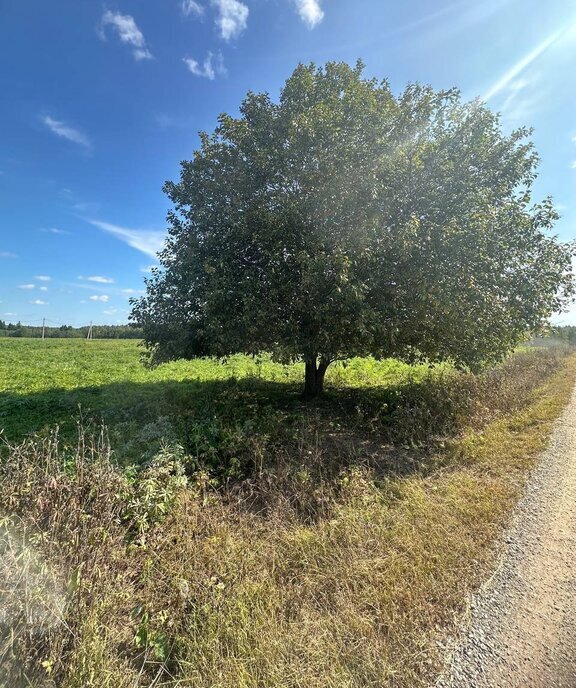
[302,357,330,400]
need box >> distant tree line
[0,321,143,339]
[547,325,576,345]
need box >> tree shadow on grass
[1,350,561,524]
[0,373,446,478]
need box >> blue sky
[1,0,575,326]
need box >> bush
[0,432,188,687]
[349,347,567,446]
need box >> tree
[131,61,574,398]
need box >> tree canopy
[131,60,574,397]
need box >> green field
[0,338,439,468]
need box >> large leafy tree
[131,61,574,398]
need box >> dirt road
[437,383,576,687]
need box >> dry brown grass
[1,348,575,687]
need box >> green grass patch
[0,339,442,469]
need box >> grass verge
[0,347,575,687]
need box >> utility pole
[86,322,93,340]
[41,317,45,340]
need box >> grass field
[1,338,575,687]
[0,338,443,468]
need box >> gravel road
[436,383,576,687]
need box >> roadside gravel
[436,383,576,687]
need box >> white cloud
[103,308,118,315]
[571,161,576,169]
[182,0,204,16]
[18,284,35,290]
[86,219,165,258]
[31,299,47,305]
[0,251,17,258]
[572,135,576,143]
[89,294,110,302]
[41,116,91,149]
[100,11,153,60]
[212,0,248,40]
[121,288,144,295]
[133,48,153,61]
[4,312,16,316]
[41,227,69,235]
[293,0,324,28]
[140,264,158,273]
[183,52,226,79]
[39,286,48,292]
[79,275,115,284]
[35,275,51,281]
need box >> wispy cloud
[60,187,100,214]
[79,275,115,284]
[153,113,190,130]
[100,11,153,60]
[0,251,17,258]
[41,116,91,149]
[18,284,35,290]
[103,308,118,315]
[39,286,48,292]
[67,282,107,294]
[331,0,516,66]
[483,28,566,101]
[397,0,512,36]
[121,288,144,295]
[183,52,226,79]
[89,294,110,302]
[133,48,152,60]
[41,227,69,235]
[293,0,324,28]
[496,74,543,124]
[396,0,469,32]
[31,299,47,305]
[86,219,165,258]
[182,0,204,16]
[212,0,248,40]
[571,161,576,169]
[35,275,51,282]
[140,264,158,273]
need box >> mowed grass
[1,337,575,687]
[0,338,424,394]
[0,338,439,466]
